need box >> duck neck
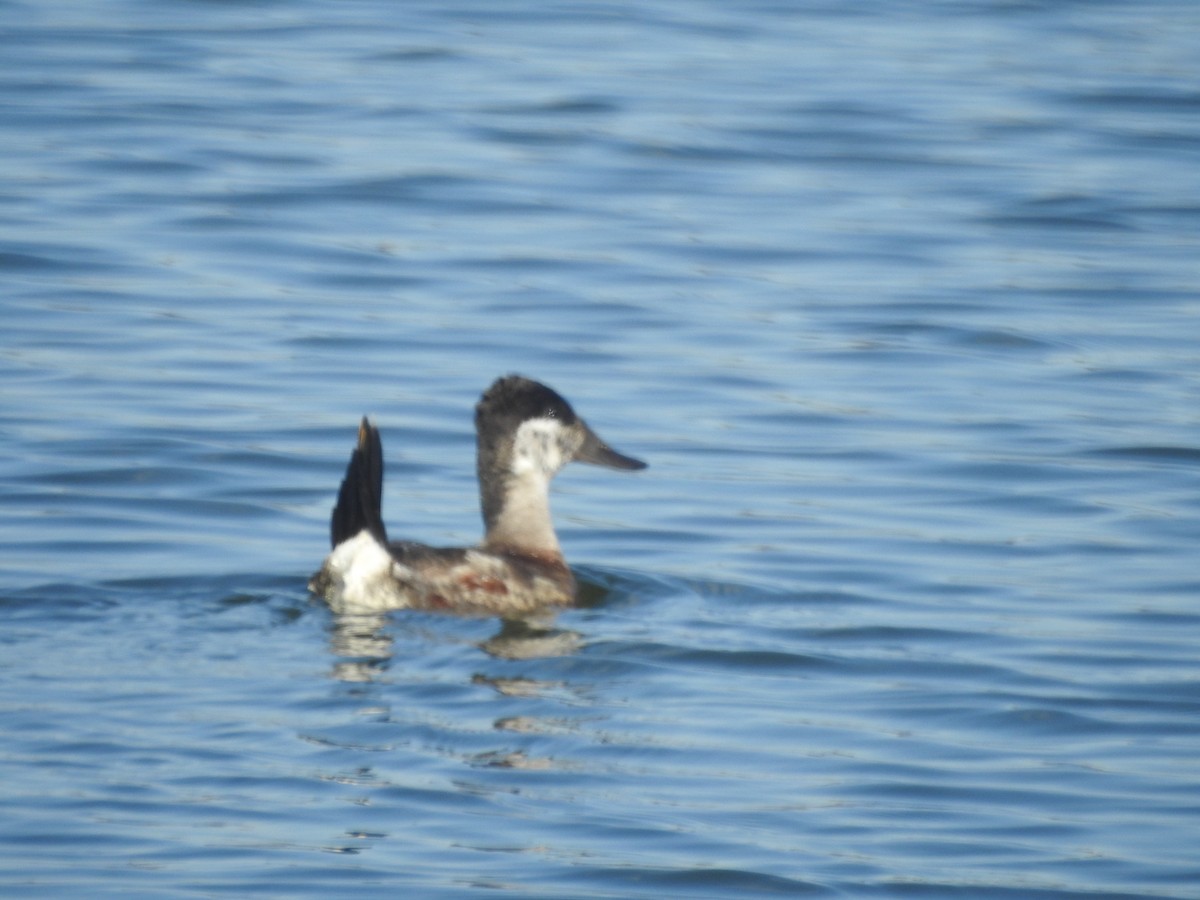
[480,469,563,562]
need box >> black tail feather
[330,417,388,548]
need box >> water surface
[2,1,1199,897]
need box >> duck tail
[330,417,388,548]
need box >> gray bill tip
[576,427,647,471]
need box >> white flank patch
[326,530,403,608]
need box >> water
[3,0,1199,896]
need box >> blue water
[3,1,1199,897]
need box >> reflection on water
[479,617,584,660]
[467,748,559,770]
[328,612,394,682]
[322,586,606,786]
[327,604,585,681]
[322,609,589,778]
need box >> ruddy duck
[309,375,646,615]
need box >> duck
[308,375,646,615]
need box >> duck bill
[575,424,647,471]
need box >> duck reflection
[327,612,394,682]
[479,616,583,660]
[322,610,586,774]
[318,577,628,791]
[326,609,584,682]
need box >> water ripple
[3,0,1199,896]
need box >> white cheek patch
[511,417,566,478]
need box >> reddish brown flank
[457,572,510,595]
